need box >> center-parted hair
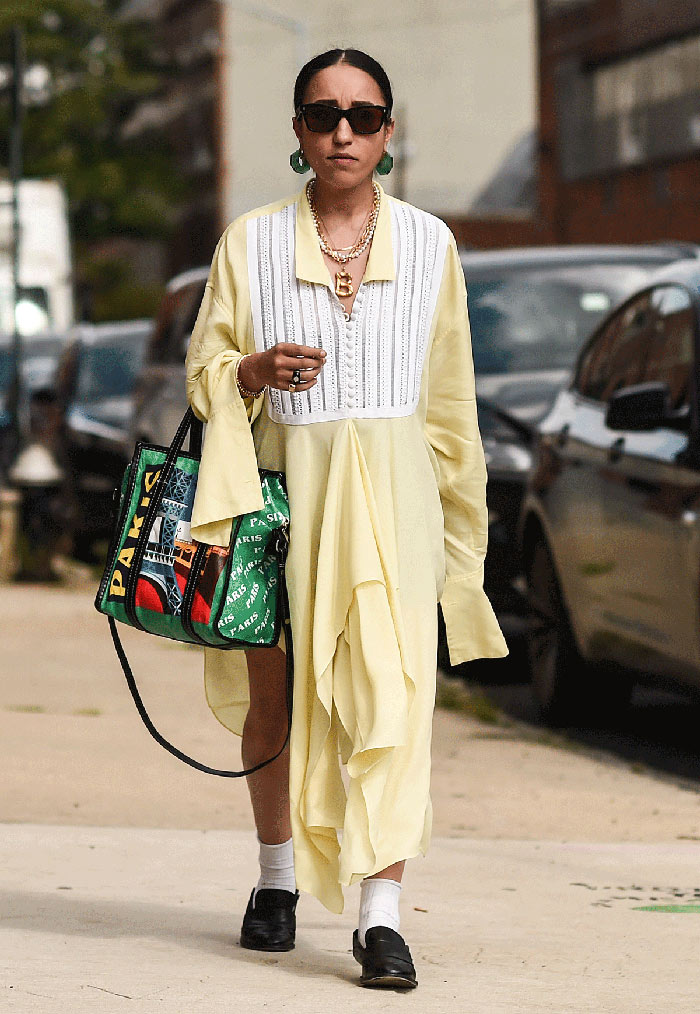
[293,49,393,116]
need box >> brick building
[538,0,700,244]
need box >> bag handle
[124,408,199,631]
[108,555,294,778]
[189,414,203,458]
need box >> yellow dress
[185,183,507,914]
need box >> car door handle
[556,423,570,448]
[608,436,625,462]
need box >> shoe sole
[359,974,417,990]
[240,935,295,952]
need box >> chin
[316,165,371,188]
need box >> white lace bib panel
[246,199,449,425]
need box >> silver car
[520,258,700,724]
[128,267,208,449]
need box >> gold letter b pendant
[335,270,353,297]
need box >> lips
[329,155,357,162]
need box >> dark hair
[293,49,393,116]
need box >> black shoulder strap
[108,560,294,778]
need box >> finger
[278,343,327,361]
[286,364,323,380]
[282,376,318,391]
[284,356,326,371]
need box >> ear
[292,114,302,145]
[384,118,395,146]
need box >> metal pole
[8,24,25,459]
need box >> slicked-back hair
[293,48,393,116]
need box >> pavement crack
[85,984,133,999]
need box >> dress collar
[295,180,395,287]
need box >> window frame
[572,280,700,438]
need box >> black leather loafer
[352,926,418,989]
[240,888,299,952]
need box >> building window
[591,35,700,171]
[557,34,700,178]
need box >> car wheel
[526,538,586,725]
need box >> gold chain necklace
[316,204,372,252]
[307,178,380,297]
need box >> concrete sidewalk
[2,825,699,1013]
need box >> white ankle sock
[255,836,296,899]
[358,878,402,947]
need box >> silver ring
[292,368,302,385]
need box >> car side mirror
[605,382,670,432]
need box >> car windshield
[77,334,147,402]
[463,262,673,375]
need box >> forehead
[303,63,385,105]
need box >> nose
[333,114,353,143]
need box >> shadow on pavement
[0,887,356,983]
[448,635,700,790]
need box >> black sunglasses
[297,103,389,135]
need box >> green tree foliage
[0,2,184,317]
[0,1,182,240]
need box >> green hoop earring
[290,148,310,174]
[376,151,393,175]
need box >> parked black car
[53,319,152,557]
[461,243,700,620]
[520,258,700,722]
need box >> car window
[76,335,148,402]
[644,286,695,412]
[462,262,672,375]
[576,291,657,402]
[147,288,181,365]
[147,279,206,365]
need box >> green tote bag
[95,408,292,777]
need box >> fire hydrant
[8,390,65,581]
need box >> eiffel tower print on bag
[95,407,292,777]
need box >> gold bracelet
[235,355,266,399]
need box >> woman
[186,48,507,989]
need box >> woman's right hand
[238,343,326,394]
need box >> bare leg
[367,861,405,883]
[242,645,291,844]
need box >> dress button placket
[345,313,355,410]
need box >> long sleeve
[185,223,264,545]
[425,236,508,664]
